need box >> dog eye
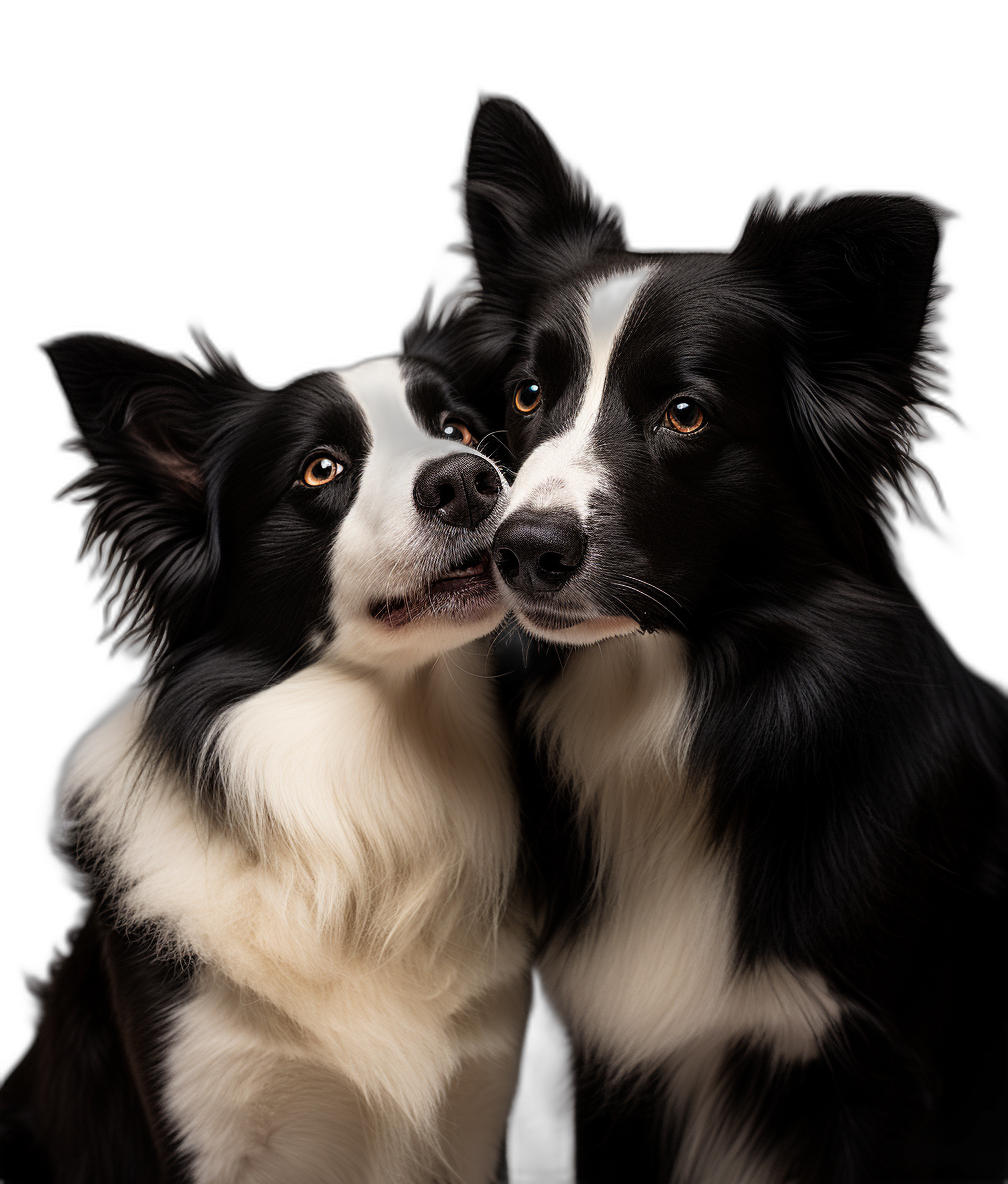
[513,380,542,415]
[663,397,705,435]
[441,418,475,446]
[301,452,345,486]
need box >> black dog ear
[465,97,625,317]
[45,334,233,657]
[732,194,944,563]
[403,295,512,415]
[48,335,211,501]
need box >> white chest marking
[62,648,532,1172]
[531,634,841,1075]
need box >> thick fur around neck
[520,633,841,1077]
[62,644,528,1129]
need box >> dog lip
[493,583,594,631]
[521,606,595,630]
[517,604,641,641]
[430,553,489,591]
[501,587,639,636]
[368,551,499,628]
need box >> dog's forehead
[587,269,652,347]
[566,266,652,428]
[336,355,428,450]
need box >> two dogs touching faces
[1,95,1006,1182]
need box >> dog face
[49,317,510,689]
[465,99,941,645]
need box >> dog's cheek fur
[587,437,783,630]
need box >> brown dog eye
[302,453,344,486]
[664,398,705,434]
[514,380,542,415]
[442,418,475,446]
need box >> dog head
[465,98,942,645]
[49,307,511,700]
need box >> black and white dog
[0,311,531,1182]
[465,98,1008,1181]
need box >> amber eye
[442,418,475,446]
[514,379,542,415]
[663,397,705,435]
[302,453,344,486]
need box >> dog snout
[492,509,586,595]
[413,453,502,529]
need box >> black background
[3,53,1004,1075]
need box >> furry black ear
[464,97,625,317]
[46,334,232,658]
[732,194,944,563]
[403,295,510,409]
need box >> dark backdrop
[3,64,1004,1079]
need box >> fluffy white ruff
[63,644,531,1180]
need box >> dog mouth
[369,551,499,629]
[518,604,638,638]
[496,580,639,642]
[518,604,594,631]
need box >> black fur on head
[48,333,372,803]
[50,334,361,675]
[467,97,945,606]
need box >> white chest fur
[63,645,531,1180]
[530,634,839,1077]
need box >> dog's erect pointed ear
[732,195,943,563]
[46,334,235,657]
[48,335,211,501]
[465,97,625,317]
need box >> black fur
[0,909,194,1184]
[467,97,1008,1181]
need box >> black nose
[414,452,502,529]
[492,509,587,595]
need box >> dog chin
[368,551,501,631]
[513,605,640,647]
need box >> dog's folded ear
[465,97,625,317]
[45,334,228,656]
[732,195,944,564]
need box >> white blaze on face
[503,268,651,522]
[328,356,508,666]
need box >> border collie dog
[0,313,531,1183]
[464,99,1008,1181]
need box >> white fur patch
[502,268,650,523]
[329,356,510,670]
[64,642,531,1180]
[530,633,841,1079]
[497,271,650,646]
